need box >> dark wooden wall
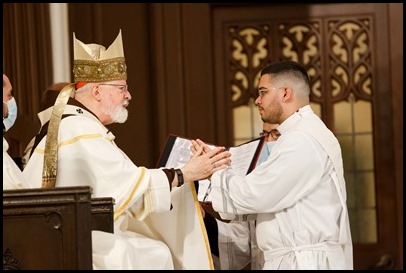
[3,4,53,156]
[2,3,403,269]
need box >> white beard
[101,99,129,123]
[111,106,128,123]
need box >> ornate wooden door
[209,3,401,269]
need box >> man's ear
[281,87,293,102]
[91,84,102,101]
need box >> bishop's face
[98,81,131,124]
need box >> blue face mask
[257,140,277,166]
[3,97,18,131]
[266,141,275,153]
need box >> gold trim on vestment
[41,84,76,188]
[189,182,215,269]
[114,167,146,220]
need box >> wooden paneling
[91,197,115,233]
[3,187,115,270]
[3,3,53,157]
[148,4,219,150]
[3,3,402,269]
[3,187,93,270]
[388,3,403,270]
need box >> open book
[157,134,267,203]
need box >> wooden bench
[3,186,114,270]
[91,197,115,233]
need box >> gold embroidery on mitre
[73,57,127,83]
[72,29,127,83]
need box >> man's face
[255,74,283,125]
[262,123,280,142]
[98,81,131,124]
[3,74,13,118]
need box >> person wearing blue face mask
[257,122,281,166]
[3,75,18,132]
[3,73,28,189]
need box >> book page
[165,137,193,169]
[165,138,217,169]
[226,139,262,176]
[200,139,263,203]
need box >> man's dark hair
[261,60,310,85]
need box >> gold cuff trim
[114,167,146,220]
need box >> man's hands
[181,140,231,183]
[190,139,214,155]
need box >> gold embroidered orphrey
[42,84,75,188]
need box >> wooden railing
[3,186,114,270]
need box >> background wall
[3,3,403,269]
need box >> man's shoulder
[60,114,105,135]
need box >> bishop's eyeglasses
[99,83,129,94]
[259,129,281,140]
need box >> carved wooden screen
[213,3,398,269]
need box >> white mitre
[72,29,127,83]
